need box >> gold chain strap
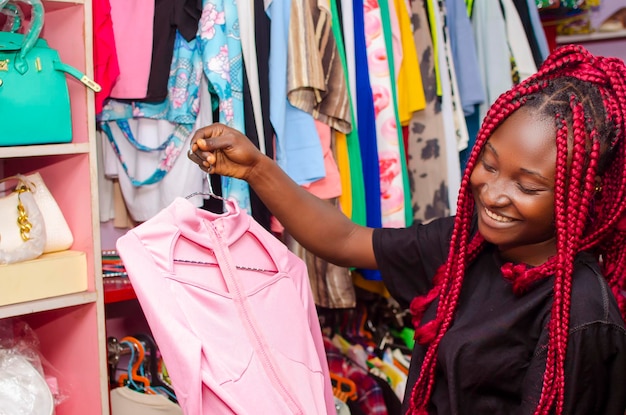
[15,186,32,241]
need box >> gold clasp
[0,59,9,71]
[15,187,33,241]
[81,75,102,92]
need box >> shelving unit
[555,28,626,65]
[0,0,108,414]
[556,29,626,44]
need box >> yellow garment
[368,356,406,391]
[335,131,352,218]
[427,0,442,96]
[352,271,391,298]
[395,0,426,125]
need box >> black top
[373,216,626,414]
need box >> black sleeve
[372,217,454,308]
[562,323,626,414]
[517,322,626,415]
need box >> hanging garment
[198,0,251,212]
[351,0,382,229]
[350,0,382,280]
[363,0,407,228]
[267,0,326,186]
[394,0,426,126]
[341,0,358,123]
[302,121,343,199]
[144,0,202,101]
[117,197,337,414]
[99,32,203,189]
[437,0,470,154]
[275,122,354,309]
[328,0,367,226]
[287,0,352,134]
[444,0,485,116]
[287,0,326,116]
[253,0,274,159]
[512,0,549,66]
[98,72,212,223]
[406,0,451,223]
[283,228,356,309]
[500,0,537,82]
[99,117,206,222]
[92,0,119,114]
[429,0,462,213]
[472,0,513,120]
[108,0,154,99]
[378,0,413,226]
[237,0,265,152]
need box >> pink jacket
[116,198,336,414]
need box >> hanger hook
[185,172,227,202]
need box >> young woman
[188,45,626,414]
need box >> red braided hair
[407,44,626,415]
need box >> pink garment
[116,198,336,415]
[108,0,154,99]
[275,121,342,234]
[301,121,343,199]
[92,0,120,114]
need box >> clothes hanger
[329,373,358,403]
[117,336,155,394]
[132,333,177,403]
[172,258,276,273]
[185,172,227,203]
[178,173,278,273]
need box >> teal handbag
[0,0,100,146]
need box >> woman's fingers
[188,123,261,179]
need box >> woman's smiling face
[470,108,558,265]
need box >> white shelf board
[557,29,626,44]
[0,291,97,319]
[0,143,90,159]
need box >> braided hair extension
[407,45,626,415]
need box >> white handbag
[0,183,46,264]
[18,173,74,253]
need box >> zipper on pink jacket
[207,221,304,414]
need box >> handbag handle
[0,0,102,91]
[3,0,45,74]
[0,2,23,33]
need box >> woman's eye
[481,160,496,172]
[517,184,541,195]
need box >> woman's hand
[187,123,265,182]
[186,123,376,269]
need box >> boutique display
[0,0,100,146]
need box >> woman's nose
[481,180,510,207]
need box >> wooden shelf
[0,143,90,159]
[557,29,626,44]
[0,291,96,319]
